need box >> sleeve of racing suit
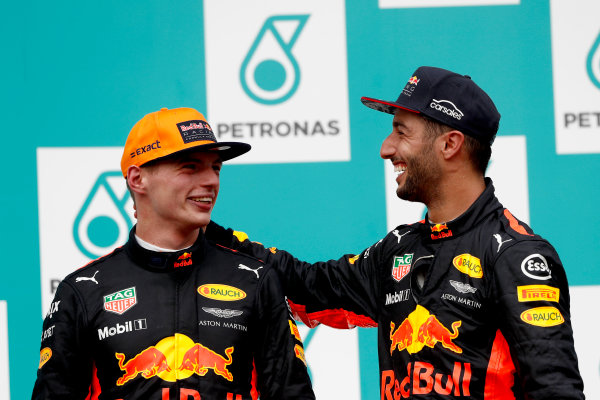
[206,221,380,329]
[492,240,585,400]
[31,280,93,400]
[253,267,315,400]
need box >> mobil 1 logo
[203,0,350,164]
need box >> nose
[380,133,396,160]
[197,166,220,188]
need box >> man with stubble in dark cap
[208,66,585,399]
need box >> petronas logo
[73,171,134,259]
[587,30,600,89]
[240,15,309,105]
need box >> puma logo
[238,264,263,279]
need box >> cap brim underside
[145,142,251,166]
[361,97,420,115]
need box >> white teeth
[192,197,212,203]
[394,164,407,175]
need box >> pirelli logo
[517,285,559,303]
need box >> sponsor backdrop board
[204,0,350,164]
[1,1,599,399]
[551,0,600,154]
[0,301,10,400]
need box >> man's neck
[426,175,486,223]
[134,221,202,250]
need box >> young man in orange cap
[208,67,585,399]
[32,107,315,400]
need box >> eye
[213,164,222,173]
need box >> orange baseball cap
[120,107,251,177]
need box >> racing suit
[207,179,585,399]
[32,228,314,400]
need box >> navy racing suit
[207,179,584,400]
[32,228,315,400]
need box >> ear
[126,165,146,197]
[440,130,465,160]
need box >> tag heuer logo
[392,254,413,282]
[104,287,137,315]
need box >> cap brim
[202,141,252,162]
[361,97,420,115]
[142,141,251,167]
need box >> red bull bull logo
[381,362,472,399]
[408,75,420,85]
[174,252,192,268]
[115,333,234,385]
[431,223,448,233]
[390,305,462,355]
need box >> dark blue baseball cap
[361,66,501,145]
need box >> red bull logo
[381,362,472,399]
[431,223,448,233]
[430,224,453,240]
[390,305,462,355]
[174,252,192,268]
[115,334,234,385]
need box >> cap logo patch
[130,140,161,159]
[176,120,216,144]
[401,76,420,97]
[430,99,464,121]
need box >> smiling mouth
[190,196,213,204]
[394,163,407,176]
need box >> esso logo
[521,254,552,280]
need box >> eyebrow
[178,153,223,164]
[393,120,410,130]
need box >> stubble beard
[395,141,442,205]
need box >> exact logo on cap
[177,120,216,144]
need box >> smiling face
[140,150,222,235]
[380,108,443,205]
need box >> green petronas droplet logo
[587,30,600,89]
[73,171,133,259]
[240,15,309,105]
